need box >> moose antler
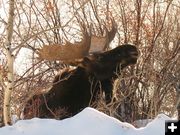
[89,18,117,53]
[37,23,91,63]
[38,17,117,64]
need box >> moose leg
[101,79,113,104]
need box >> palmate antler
[90,18,117,53]
[37,17,117,64]
[37,22,91,63]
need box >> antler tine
[107,17,117,43]
[77,19,92,55]
[102,17,117,50]
[89,16,117,53]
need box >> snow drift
[0,107,172,135]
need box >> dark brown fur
[24,44,139,119]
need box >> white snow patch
[0,107,172,135]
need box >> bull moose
[23,20,139,119]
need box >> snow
[0,107,172,135]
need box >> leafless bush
[0,0,179,125]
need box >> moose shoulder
[23,44,139,119]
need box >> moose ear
[83,56,91,63]
[82,56,93,67]
[77,55,95,69]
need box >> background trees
[0,0,179,125]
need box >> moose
[23,20,139,119]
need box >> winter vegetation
[0,0,179,130]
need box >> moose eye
[118,54,121,57]
[130,51,138,56]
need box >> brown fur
[24,44,139,119]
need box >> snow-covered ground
[0,107,172,135]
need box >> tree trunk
[3,0,15,125]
